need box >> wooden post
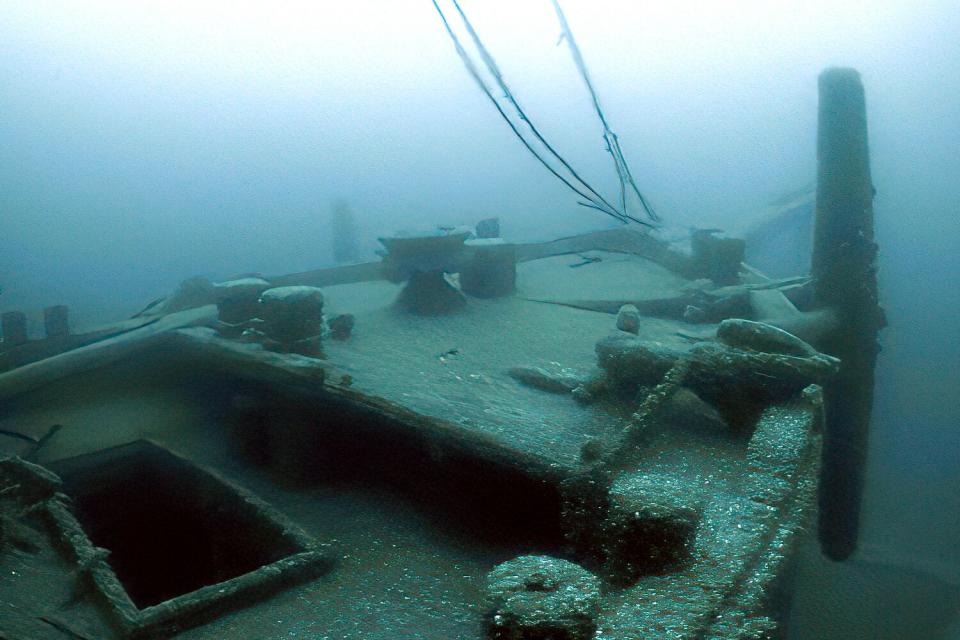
[812,68,884,561]
[689,230,746,285]
[460,243,517,298]
[1,311,29,346]
[44,305,70,338]
[331,200,360,264]
[475,217,501,239]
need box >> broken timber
[0,306,216,402]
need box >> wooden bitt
[689,230,746,285]
[812,68,884,561]
[460,242,516,298]
[1,311,29,347]
[475,217,501,239]
[43,305,70,338]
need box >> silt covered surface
[0,250,821,638]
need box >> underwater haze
[2,1,959,638]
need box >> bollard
[475,217,501,239]
[689,230,746,285]
[43,305,70,338]
[460,243,516,298]
[1,311,29,346]
[811,68,885,561]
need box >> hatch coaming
[42,440,332,638]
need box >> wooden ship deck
[0,69,880,640]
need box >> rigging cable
[550,0,660,222]
[431,0,657,226]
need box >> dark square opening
[228,386,569,557]
[51,441,304,609]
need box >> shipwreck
[0,66,881,639]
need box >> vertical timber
[812,68,884,561]
[44,305,70,338]
[1,311,29,346]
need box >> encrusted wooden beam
[812,68,885,561]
